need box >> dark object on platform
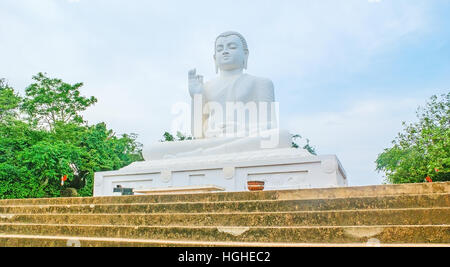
[113,185,134,196]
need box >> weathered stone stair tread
[1,182,448,206]
[1,234,449,247]
[1,182,449,247]
[0,193,447,214]
[1,208,448,227]
[0,223,448,244]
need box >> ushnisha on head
[214,31,249,74]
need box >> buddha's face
[214,35,248,72]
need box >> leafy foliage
[376,93,450,184]
[0,74,143,199]
[161,131,193,142]
[21,72,98,129]
[0,79,21,120]
[292,134,317,155]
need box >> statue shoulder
[245,74,275,101]
[203,78,216,93]
[204,76,224,88]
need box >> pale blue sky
[1,0,449,186]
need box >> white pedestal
[93,148,348,197]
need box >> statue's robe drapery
[199,73,277,139]
[146,73,291,161]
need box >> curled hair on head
[215,31,249,53]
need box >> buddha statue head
[214,31,249,74]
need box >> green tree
[0,74,143,199]
[292,134,317,155]
[160,131,193,142]
[18,140,84,198]
[0,118,47,198]
[0,116,144,200]
[376,93,450,184]
[0,79,21,120]
[50,122,143,197]
[21,72,97,129]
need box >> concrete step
[0,208,448,227]
[0,223,448,244]
[1,182,448,247]
[1,182,448,206]
[0,193,447,214]
[1,234,448,247]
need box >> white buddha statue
[144,31,293,161]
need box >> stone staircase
[0,182,449,247]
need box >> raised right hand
[188,69,204,97]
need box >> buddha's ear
[244,51,249,70]
[213,54,219,74]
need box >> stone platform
[0,182,449,247]
[93,148,348,197]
